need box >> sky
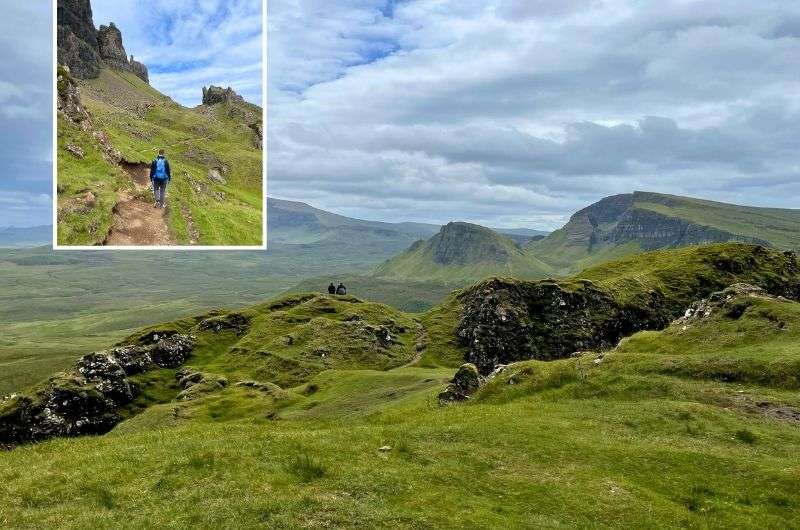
[2,1,800,229]
[92,0,263,107]
[0,3,53,227]
[267,0,800,229]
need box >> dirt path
[397,322,428,369]
[104,162,174,246]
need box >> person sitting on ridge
[328,282,336,295]
[336,283,347,296]
[150,148,172,208]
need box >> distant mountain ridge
[528,191,800,273]
[0,226,52,247]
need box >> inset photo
[54,0,265,248]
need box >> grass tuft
[285,452,327,483]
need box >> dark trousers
[153,179,168,205]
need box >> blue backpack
[154,157,168,179]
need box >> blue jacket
[150,156,171,181]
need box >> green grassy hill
[529,191,800,274]
[2,244,800,527]
[374,222,554,284]
[57,68,263,246]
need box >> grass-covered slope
[57,69,263,246]
[450,244,800,373]
[3,273,800,526]
[374,222,553,284]
[529,191,800,274]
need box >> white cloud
[92,0,263,106]
[266,0,800,229]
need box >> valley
[2,243,800,527]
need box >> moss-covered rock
[438,363,482,403]
[0,334,195,446]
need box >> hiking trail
[104,161,174,246]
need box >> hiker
[336,283,347,296]
[150,149,172,208]
[328,283,336,295]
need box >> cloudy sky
[268,0,800,229]
[0,3,52,227]
[92,0,263,106]
[2,1,800,229]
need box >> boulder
[208,168,227,184]
[66,143,84,158]
[149,334,195,368]
[438,363,482,403]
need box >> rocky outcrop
[57,1,150,83]
[97,23,128,69]
[438,363,482,403]
[129,57,149,84]
[176,368,228,401]
[456,278,668,374]
[198,312,251,334]
[676,283,776,325]
[57,0,102,78]
[249,122,263,149]
[96,24,150,83]
[0,334,194,446]
[202,86,246,106]
[455,246,800,374]
[57,66,91,125]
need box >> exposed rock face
[202,86,246,106]
[97,23,128,68]
[455,246,800,374]
[438,363,482,403]
[57,0,102,78]
[129,57,149,83]
[97,24,150,83]
[609,208,767,250]
[531,192,779,268]
[57,1,150,83]
[0,334,194,446]
[249,122,263,149]
[456,278,668,374]
[57,66,91,124]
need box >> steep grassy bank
[57,69,263,246]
